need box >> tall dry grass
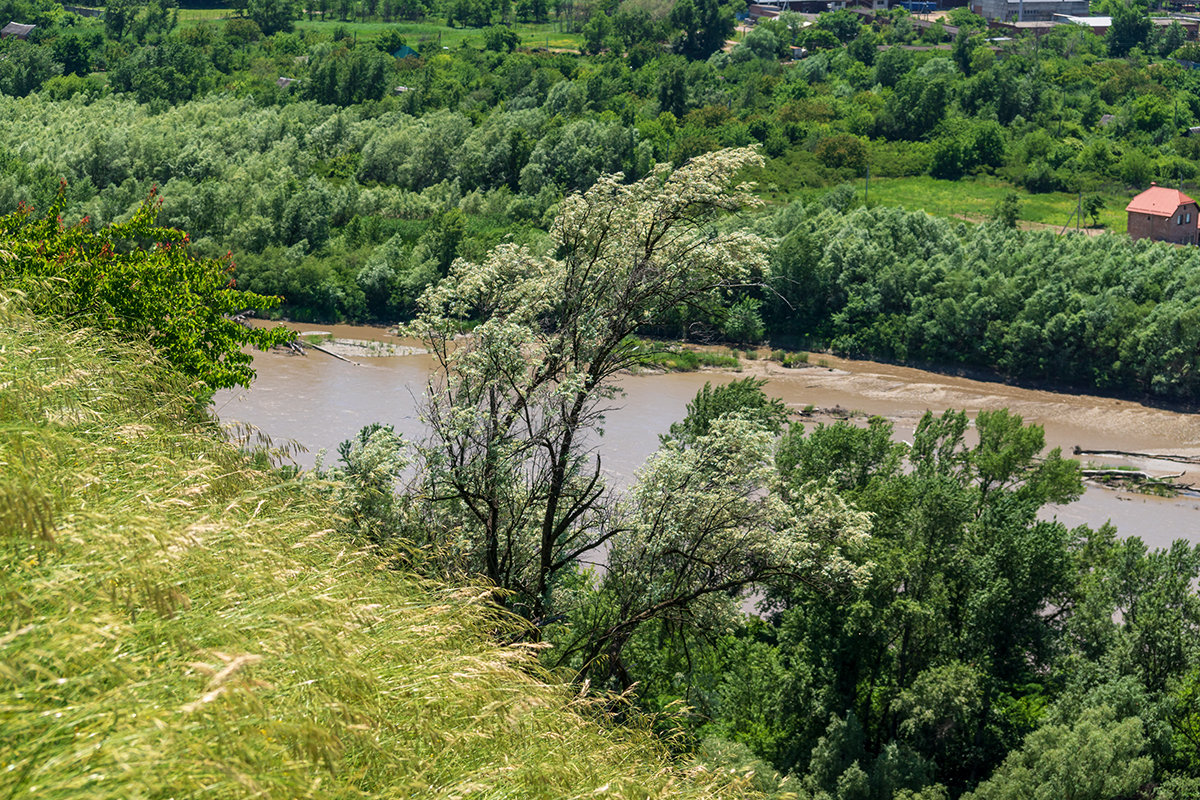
[0,296,758,799]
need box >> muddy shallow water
[214,322,1200,551]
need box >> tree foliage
[769,203,1200,400]
[0,191,291,390]
[964,707,1152,800]
[669,0,734,59]
[666,376,788,445]
[408,147,769,618]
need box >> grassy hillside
[0,299,755,800]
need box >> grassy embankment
[0,301,754,799]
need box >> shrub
[815,133,868,171]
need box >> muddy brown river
[213,322,1200,551]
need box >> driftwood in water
[308,342,360,366]
[1073,446,1200,465]
[796,404,855,419]
[1082,469,1154,480]
[1081,468,1195,494]
[281,338,359,365]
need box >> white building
[973,0,1089,22]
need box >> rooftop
[1057,14,1112,26]
[1126,183,1197,216]
[1,21,36,38]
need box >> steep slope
[0,302,755,800]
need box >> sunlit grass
[176,7,231,21]
[866,175,1130,234]
[0,297,755,800]
[751,150,1132,233]
[293,18,583,49]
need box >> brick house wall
[1128,202,1199,246]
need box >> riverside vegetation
[5,147,1199,799]
[3,0,1200,796]
[9,0,1200,397]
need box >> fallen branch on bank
[1080,467,1196,496]
[307,342,360,366]
[1073,447,1200,464]
[1082,469,1155,480]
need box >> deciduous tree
[409,148,768,619]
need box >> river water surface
[213,322,1200,551]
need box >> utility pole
[1060,192,1082,234]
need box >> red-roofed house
[1126,183,1199,245]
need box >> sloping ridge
[0,304,753,800]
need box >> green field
[293,18,583,50]
[176,7,231,21]
[867,175,1130,234]
[161,9,585,49]
[754,168,1132,234]
[70,5,232,22]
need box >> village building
[1,21,36,39]
[1154,15,1200,37]
[1053,13,1110,33]
[1126,183,1200,246]
[973,0,1088,22]
[746,0,853,14]
[747,4,782,20]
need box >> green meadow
[292,18,583,49]
[867,175,1130,233]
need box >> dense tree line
[756,201,1200,400]
[7,0,1200,184]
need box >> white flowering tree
[556,415,872,684]
[409,148,768,619]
